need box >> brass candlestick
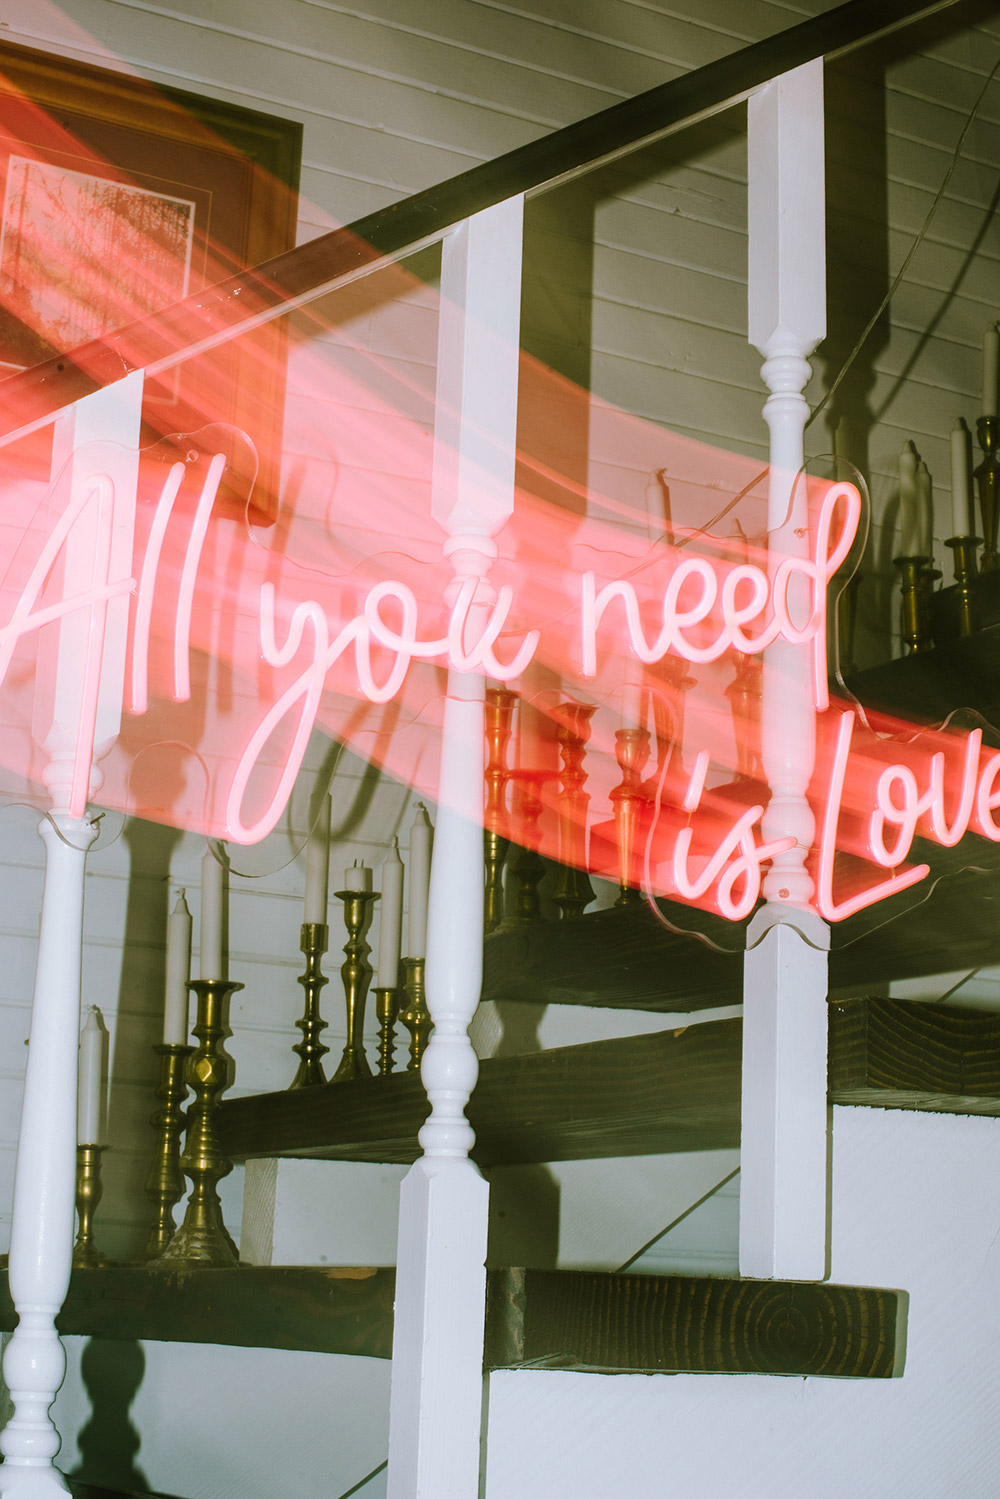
[290,921,330,1087]
[398,956,430,1071]
[610,727,651,904]
[947,536,980,637]
[331,889,378,1082]
[484,688,516,932]
[975,416,1000,572]
[375,985,399,1076]
[73,1144,108,1268]
[155,978,242,1268]
[506,769,557,924]
[894,556,932,654]
[143,1043,193,1261]
[553,701,595,919]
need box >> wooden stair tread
[219,1000,1000,1167]
[1,1267,898,1379]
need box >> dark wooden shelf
[486,1267,898,1378]
[0,1266,395,1361]
[221,1015,744,1165]
[219,1000,1000,1168]
[483,833,1000,1014]
[0,1266,900,1380]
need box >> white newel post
[741,61,830,1282]
[1,374,141,1497]
[387,197,523,1499]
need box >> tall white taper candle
[200,845,226,981]
[77,1006,104,1145]
[899,442,919,555]
[951,419,972,537]
[163,888,192,1045]
[916,460,933,561]
[407,803,433,959]
[377,839,404,988]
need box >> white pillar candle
[984,323,999,417]
[916,460,933,561]
[304,793,331,923]
[200,845,226,981]
[163,888,192,1045]
[377,839,404,989]
[899,442,919,555]
[951,419,972,537]
[343,859,372,892]
[407,803,434,959]
[77,1006,104,1145]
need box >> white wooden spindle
[387,197,523,1499]
[0,375,141,1497]
[741,61,830,1282]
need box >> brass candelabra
[506,769,556,923]
[893,556,933,654]
[553,701,595,919]
[73,1144,108,1268]
[291,921,330,1087]
[375,985,399,1075]
[154,978,242,1268]
[143,1043,193,1261]
[397,956,430,1071]
[330,888,377,1082]
[610,727,651,904]
[946,536,979,637]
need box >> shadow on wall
[70,1336,151,1496]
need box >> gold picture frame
[0,40,302,518]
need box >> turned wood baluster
[553,702,595,919]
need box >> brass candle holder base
[154,978,242,1269]
[143,1043,193,1261]
[291,921,330,1087]
[610,727,651,904]
[947,536,980,637]
[331,889,377,1082]
[893,555,932,654]
[375,985,399,1076]
[398,957,430,1072]
[73,1143,109,1268]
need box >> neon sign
[0,425,990,929]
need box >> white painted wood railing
[741,60,830,1283]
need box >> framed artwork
[0,40,302,518]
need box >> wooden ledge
[0,1266,899,1379]
[485,1267,899,1378]
[219,1000,1000,1168]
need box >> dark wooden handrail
[0,0,963,441]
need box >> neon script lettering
[580,481,860,712]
